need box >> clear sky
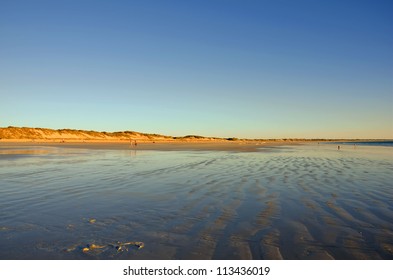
[1,0,392,139]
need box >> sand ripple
[0,144,392,259]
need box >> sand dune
[0,126,172,142]
[0,126,366,144]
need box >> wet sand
[0,143,392,259]
[0,140,294,152]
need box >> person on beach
[128,140,137,148]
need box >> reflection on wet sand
[0,144,392,259]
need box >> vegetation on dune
[178,135,205,139]
[0,126,175,140]
[0,126,375,142]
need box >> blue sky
[1,0,392,138]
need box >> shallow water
[0,144,392,259]
[331,141,393,147]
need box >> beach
[0,139,296,152]
[0,142,392,259]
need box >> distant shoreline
[1,139,392,153]
[0,126,389,143]
[0,140,301,152]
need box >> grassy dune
[0,126,370,143]
[0,126,229,142]
[0,126,171,141]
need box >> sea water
[333,141,393,147]
[0,144,392,259]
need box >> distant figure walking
[338,145,340,150]
[130,139,138,148]
[129,139,137,149]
